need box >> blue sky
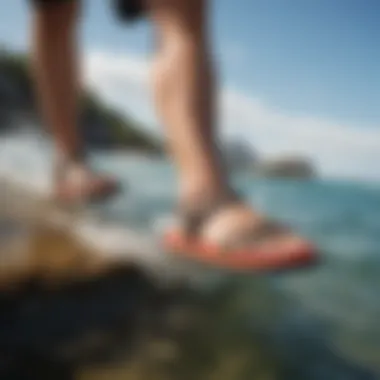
[0,0,379,181]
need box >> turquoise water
[1,134,380,376]
[94,153,380,373]
[95,154,380,264]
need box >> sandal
[163,190,317,271]
[52,152,120,206]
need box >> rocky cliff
[0,48,162,155]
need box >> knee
[32,0,79,31]
[149,0,207,50]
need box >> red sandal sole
[163,232,318,272]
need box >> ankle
[179,178,231,205]
[55,144,87,164]
[54,146,88,183]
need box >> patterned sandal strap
[179,190,289,253]
[178,188,242,237]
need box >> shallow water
[94,152,380,373]
[1,133,380,379]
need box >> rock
[1,180,379,380]
[254,156,316,179]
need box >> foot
[53,162,120,205]
[164,191,316,270]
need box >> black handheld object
[28,0,145,21]
[114,0,145,21]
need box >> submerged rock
[0,181,379,380]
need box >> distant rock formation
[220,141,316,180]
[254,156,316,179]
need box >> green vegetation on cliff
[0,48,162,155]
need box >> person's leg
[146,0,314,267]
[31,0,81,161]
[148,0,225,201]
[30,0,118,203]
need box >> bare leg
[146,0,312,259]
[30,0,118,203]
[147,0,226,201]
[31,1,82,162]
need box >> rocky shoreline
[0,179,283,380]
[1,178,379,379]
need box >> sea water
[1,132,380,376]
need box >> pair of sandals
[54,161,316,271]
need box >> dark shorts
[30,0,145,21]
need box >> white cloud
[83,50,380,181]
[83,50,156,126]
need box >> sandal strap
[178,190,289,252]
[178,188,241,237]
